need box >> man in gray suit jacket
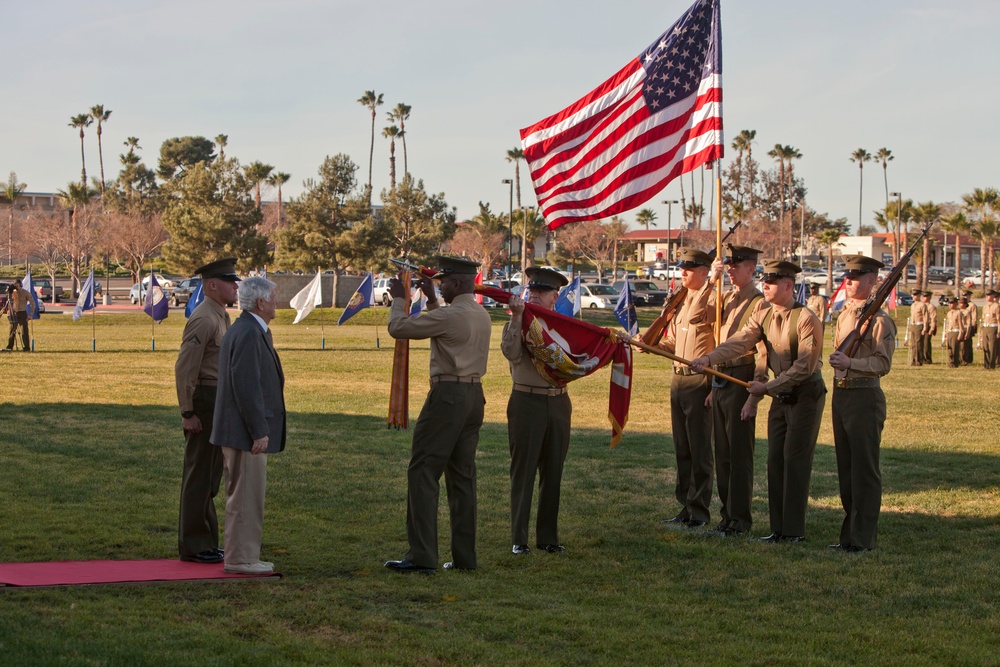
[211,276,286,575]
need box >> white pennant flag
[290,271,323,324]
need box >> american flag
[520,0,722,230]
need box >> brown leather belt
[513,383,567,396]
[715,356,755,370]
[430,375,481,385]
[834,377,880,390]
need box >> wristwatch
[181,410,195,419]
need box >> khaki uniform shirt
[718,282,770,383]
[962,303,978,330]
[958,306,974,335]
[388,293,492,378]
[175,298,231,413]
[502,318,552,388]
[833,300,897,380]
[909,301,927,326]
[806,294,828,322]
[921,302,938,335]
[982,301,1000,326]
[662,279,716,367]
[9,287,32,313]
[707,297,824,395]
[945,308,966,336]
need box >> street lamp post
[501,179,513,279]
[662,199,679,265]
[890,191,904,285]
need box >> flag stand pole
[91,303,96,352]
[320,303,326,350]
[373,303,381,349]
[714,167,723,343]
[151,308,155,351]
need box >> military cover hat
[524,266,568,291]
[987,289,999,297]
[841,255,884,278]
[195,257,241,282]
[911,289,923,297]
[760,259,801,282]
[724,244,763,265]
[962,290,973,297]
[921,290,933,297]
[433,255,480,278]
[675,248,713,268]
[809,282,821,291]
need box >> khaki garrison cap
[841,255,884,277]
[194,257,241,282]
[525,267,568,291]
[760,260,801,282]
[675,248,713,268]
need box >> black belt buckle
[776,392,797,405]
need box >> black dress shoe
[442,562,475,571]
[384,559,435,574]
[827,543,846,550]
[844,545,872,553]
[512,544,530,555]
[780,535,806,544]
[685,519,707,529]
[180,549,225,564]
[722,527,746,537]
[714,521,730,533]
[757,533,782,543]
[537,544,565,553]
[661,513,689,525]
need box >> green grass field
[1,307,999,665]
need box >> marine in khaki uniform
[981,290,999,369]
[385,256,492,573]
[828,255,896,552]
[648,248,716,529]
[174,258,240,563]
[944,297,966,368]
[502,267,572,555]
[960,291,977,365]
[692,260,826,543]
[806,283,828,324]
[5,279,32,351]
[907,290,926,366]
[706,245,769,536]
[919,291,938,364]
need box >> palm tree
[635,208,657,231]
[849,148,872,234]
[506,147,529,270]
[605,216,630,278]
[782,145,802,249]
[215,134,229,161]
[964,187,1000,287]
[266,171,292,225]
[768,144,799,250]
[69,113,93,188]
[874,147,893,213]
[910,201,940,290]
[733,129,757,207]
[382,125,401,191]
[875,198,914,266]
[357,90,384,204]
[387,103,411,176]
[243,161,274,210]
[3,171,27,265]
[56,182,96,297]
[814,227,844,295]
[512,207,547,269]
[940,212,970,288]
[89,105,112,197]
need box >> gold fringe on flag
[387,271,412,429]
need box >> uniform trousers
[907,324,923,366]
[832,386,886,550]
[507,390,572,546]
[962,328,975,365]
[765,378,826,537]
[946,332,962,367]
[405,381,484,569]
[221,446,268,566]
[711,364,756,532]
[6,311,28,350]
[178,385,224,556]
[920,332,934,364]
[982,326,997,369]
[669,373,713,524]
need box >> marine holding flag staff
[174,258,240,565]
[692,260,826,544]
[643,248,716,529]
[503,267,573,556]
[384,256,492,574]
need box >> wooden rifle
[836,220,933,357]
[638,220,743,346]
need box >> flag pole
[91,273,97,352]
[320,271,326,350]
[714,165,723,343]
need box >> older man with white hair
[211,276,286,575]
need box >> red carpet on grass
[0,559,282,587]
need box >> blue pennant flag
[22,269,43,320]
[72,270,96,322]
[337,273,374,325]
[143,273,169,323]
[614,279,638,336]
[185,281,205,318]
[795,280,808,305]
[554,276,581,317]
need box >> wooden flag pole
[714,166,723,343]
[628,339,751,389]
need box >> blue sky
[3,0,998,230]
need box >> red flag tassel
[387,271,412,429]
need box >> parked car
[963,269,994,288]
[32,278,61,301]
[129,283,148,304]
[511,266,571,284]
[141,273,178,290]
[170,277,202,306]
[373,277,394,305]
[612,280,668,307]
[580,283,621,309]
[896,290,913,307]
[639,262,684,281]
[927,267,957,285]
